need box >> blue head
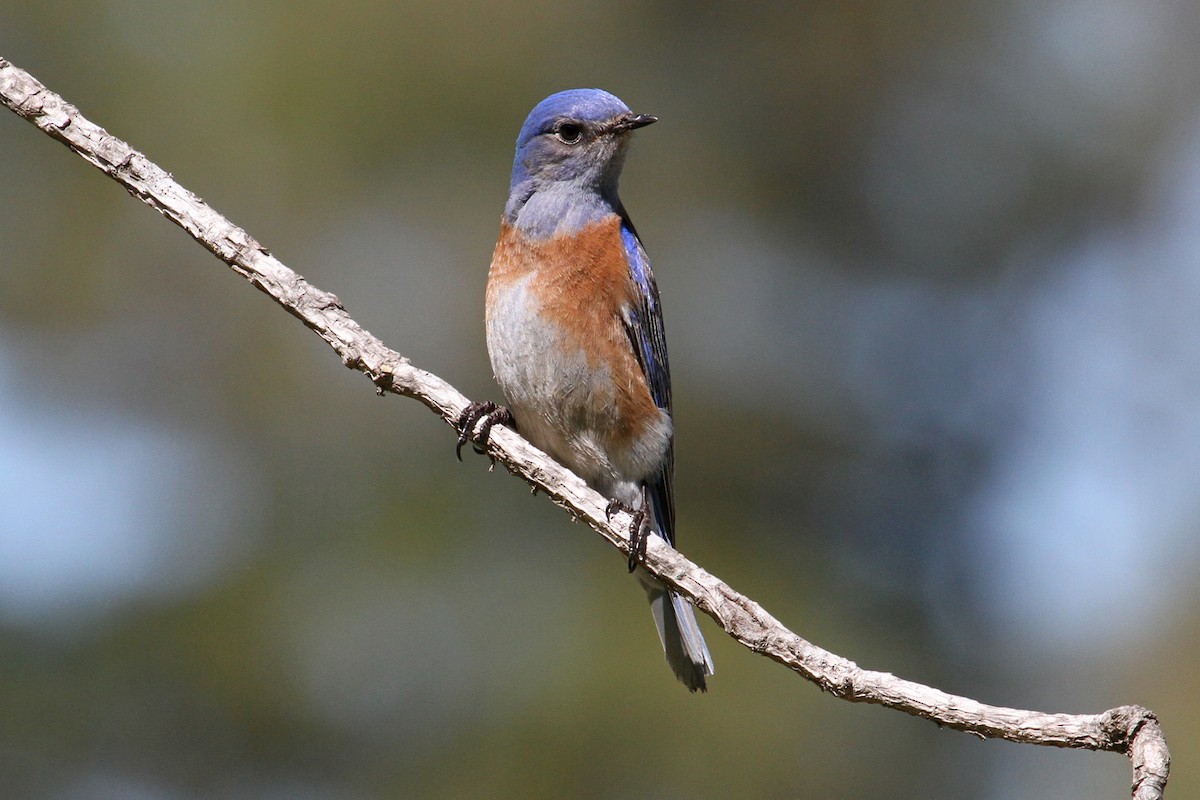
[504,89,656,235]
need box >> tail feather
[643,579,714,692]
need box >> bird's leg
[606,485,651,573]
[455,401,516,462]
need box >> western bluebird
[458,89,714,691]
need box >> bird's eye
[555,123,583,144]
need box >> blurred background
[0,1,1197,797]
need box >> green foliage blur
[1,2,1198,798]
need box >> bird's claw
[606,489,651,572]
[455,401,515,462]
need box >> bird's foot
[455,401,515,462]
[606,486,651,572]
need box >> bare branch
[0,56,1170,799]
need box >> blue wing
[619,219,676,547]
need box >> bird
[457,88,714,691]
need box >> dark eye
[555,122,583,145]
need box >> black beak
[612,113,658,133]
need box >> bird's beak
[611,113,658,133]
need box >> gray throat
[505,178,621,239]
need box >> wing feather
[619,221,676,546]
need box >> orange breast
[487,217,664,462]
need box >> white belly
[485,275,670,496]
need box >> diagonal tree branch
[0,55,1169,799]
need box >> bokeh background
[1,2,1197,797]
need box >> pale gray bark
[0,56,1170,799]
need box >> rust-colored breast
[487,216,663,455]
